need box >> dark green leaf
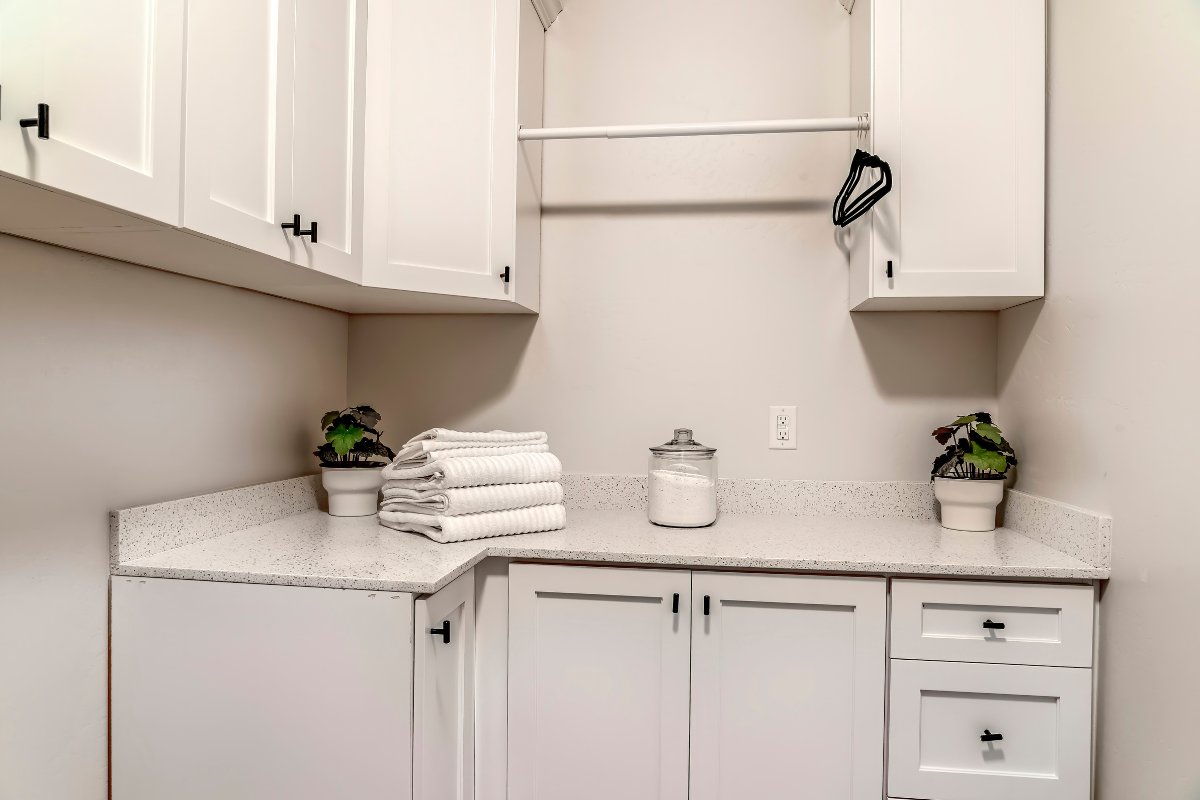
[320,410,341,430]
[350,407,382,429]
[951,414,977,426]
[314,442,338,463]
[326,424,365,456]
[351,438,392,461]
[970,430,1001,451]
[973,411,993,424]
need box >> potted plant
[930,412,1017,532]
[313,406,396,517]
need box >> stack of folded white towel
[377,428,566,543]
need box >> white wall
[0,234,347,799]
[349,0,998,479]
[997,0,1200,796]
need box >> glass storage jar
[648,428,717,527]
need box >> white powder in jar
[648,468,716,527]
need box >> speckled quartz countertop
[113,506,1108,594]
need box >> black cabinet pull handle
[20,103,49,140]
[981,729,1003,742]
[281,214,318,244]
[430,620,450,644]
[703,595,710,616]
[500,266,510,283]
[672,593,679,613]
[983,619,1005,630]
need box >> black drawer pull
[430,620,450,644]
[981,729,1003,742]
[20,103,49,139]
[672,593,679,613]
[983,619,1005,630]
[703,595,710,616]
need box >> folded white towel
[382,452,562,488]
[381,481,563,516]
[379,503,566,543]
[388,441,549,468]
[405,428,547,446]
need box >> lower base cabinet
[111,577,414,800]
[506,564,888,800]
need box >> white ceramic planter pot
[934,477,1005,532]
[322,466,385,517]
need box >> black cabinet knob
[20,103,49,140]
[281,214,318,244]
[981,729,1003,742]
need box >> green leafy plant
[314,406,396,467]
[931,412,1017,480]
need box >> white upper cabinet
[362,0,544,311]
[183,0,365,282]
[849,0,1046,311]
[0,0,185,224]
[689,572,887,800]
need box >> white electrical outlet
[769,406,797,450]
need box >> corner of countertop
[111,475,323,567]
[1000,489,1112,571]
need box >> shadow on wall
[996,298,1044,394]
[851,311,999,399]
[350,314,538,441]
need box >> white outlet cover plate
[769,406,797,450]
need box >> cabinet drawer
[891,580,1094,667]
[888,659,1092,800]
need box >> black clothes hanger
[832,149,892,227]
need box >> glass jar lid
[650,428,716,458]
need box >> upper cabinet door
[0,0,185,225]
[289,0,367,283]
[362,0,544,310]
[414,569,475,800]
[508,563,691,800]
[689,572,887,800]
[850,0,1046,311]
[183,0,296,261]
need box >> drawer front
[891,580,1094,667]
[888,659,1092,800]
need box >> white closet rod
[518,116,867,141]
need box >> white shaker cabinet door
[689,572,887,800]
[362,0,543,310]
[289,0,366,283]
[0,0,185,224]
[111,577,414,800]
[182,0,296,261]
[414,569,476,800]
[508,564,692,800]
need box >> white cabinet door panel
[690,572,887,800]
[111,577,413,800]
[508,563,691,800]
[0,0,184,224]
[183,0,295,260]
[414,569,476,800]
[889,659,1092,800]
[290,0,365,282]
